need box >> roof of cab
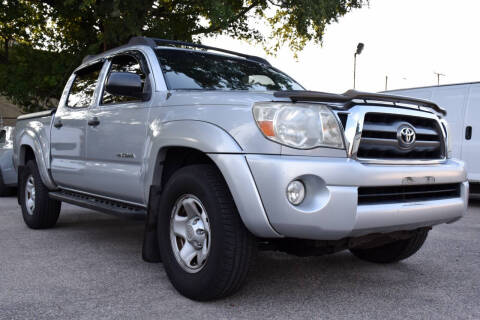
[81,37,270,66]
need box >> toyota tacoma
[13,37,468,301]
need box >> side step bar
[49,190,147,220]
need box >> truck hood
[165,90,291,107]
[165,89,446,116]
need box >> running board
[49,190,147,220]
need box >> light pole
[434,72,445,86]
[353,42,364,89]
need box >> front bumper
[246,155,468,240]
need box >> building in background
[0,96,22,126]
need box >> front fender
[148,119,243,154]
[143,120,243,190]
[143,120,281,238]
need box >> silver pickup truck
[13,37,468,301]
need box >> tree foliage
[0,0,367,112]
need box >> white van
[386,82,480,195]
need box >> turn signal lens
[258,121,275,137]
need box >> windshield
[156,49,304,91]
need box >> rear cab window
[67,62,104,108]
[155,48,303,91]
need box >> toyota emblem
[397,124,416,149]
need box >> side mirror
[105,72,147,100]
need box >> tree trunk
[1,38,9,63]
[5,38,9,63]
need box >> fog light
[286,180,306,205]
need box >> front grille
[357,113,444,160]
[358,183,461,205]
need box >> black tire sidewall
[20,160,60,229]
[20,161,36,226]
[19,162,37,226]
[157,165,241,300]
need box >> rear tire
[20,160,61,229]
[349,229,429,263]
[157,164,255,301]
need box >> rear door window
[67,62,103,108]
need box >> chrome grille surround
[339,105,447,165]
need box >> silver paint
[208,153,281,238]
[247,154,467,240]
[15,116,57,189]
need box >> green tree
[0,0,367,112]
[0,0,48,62]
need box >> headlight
[252,102,344,149]
[440,118,452,158]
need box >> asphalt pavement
[1,196,479,320]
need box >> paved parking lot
[1,196,479,320]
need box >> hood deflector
[274,90,446,116]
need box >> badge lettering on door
[116,153,135,159]
[402,176,435,185]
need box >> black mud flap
[142,185,162,263]
[17,165,24,205]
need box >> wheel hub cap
[170,195,211,273]
[186,217,206,249]
[25,175,36,216]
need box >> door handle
[88,117,100,127]
[53,119,63,128]
[465,126,472,140]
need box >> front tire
[349,229,429,263]
[157,164,255,301]
[20,160,61,229]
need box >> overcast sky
[203,0,480,93]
